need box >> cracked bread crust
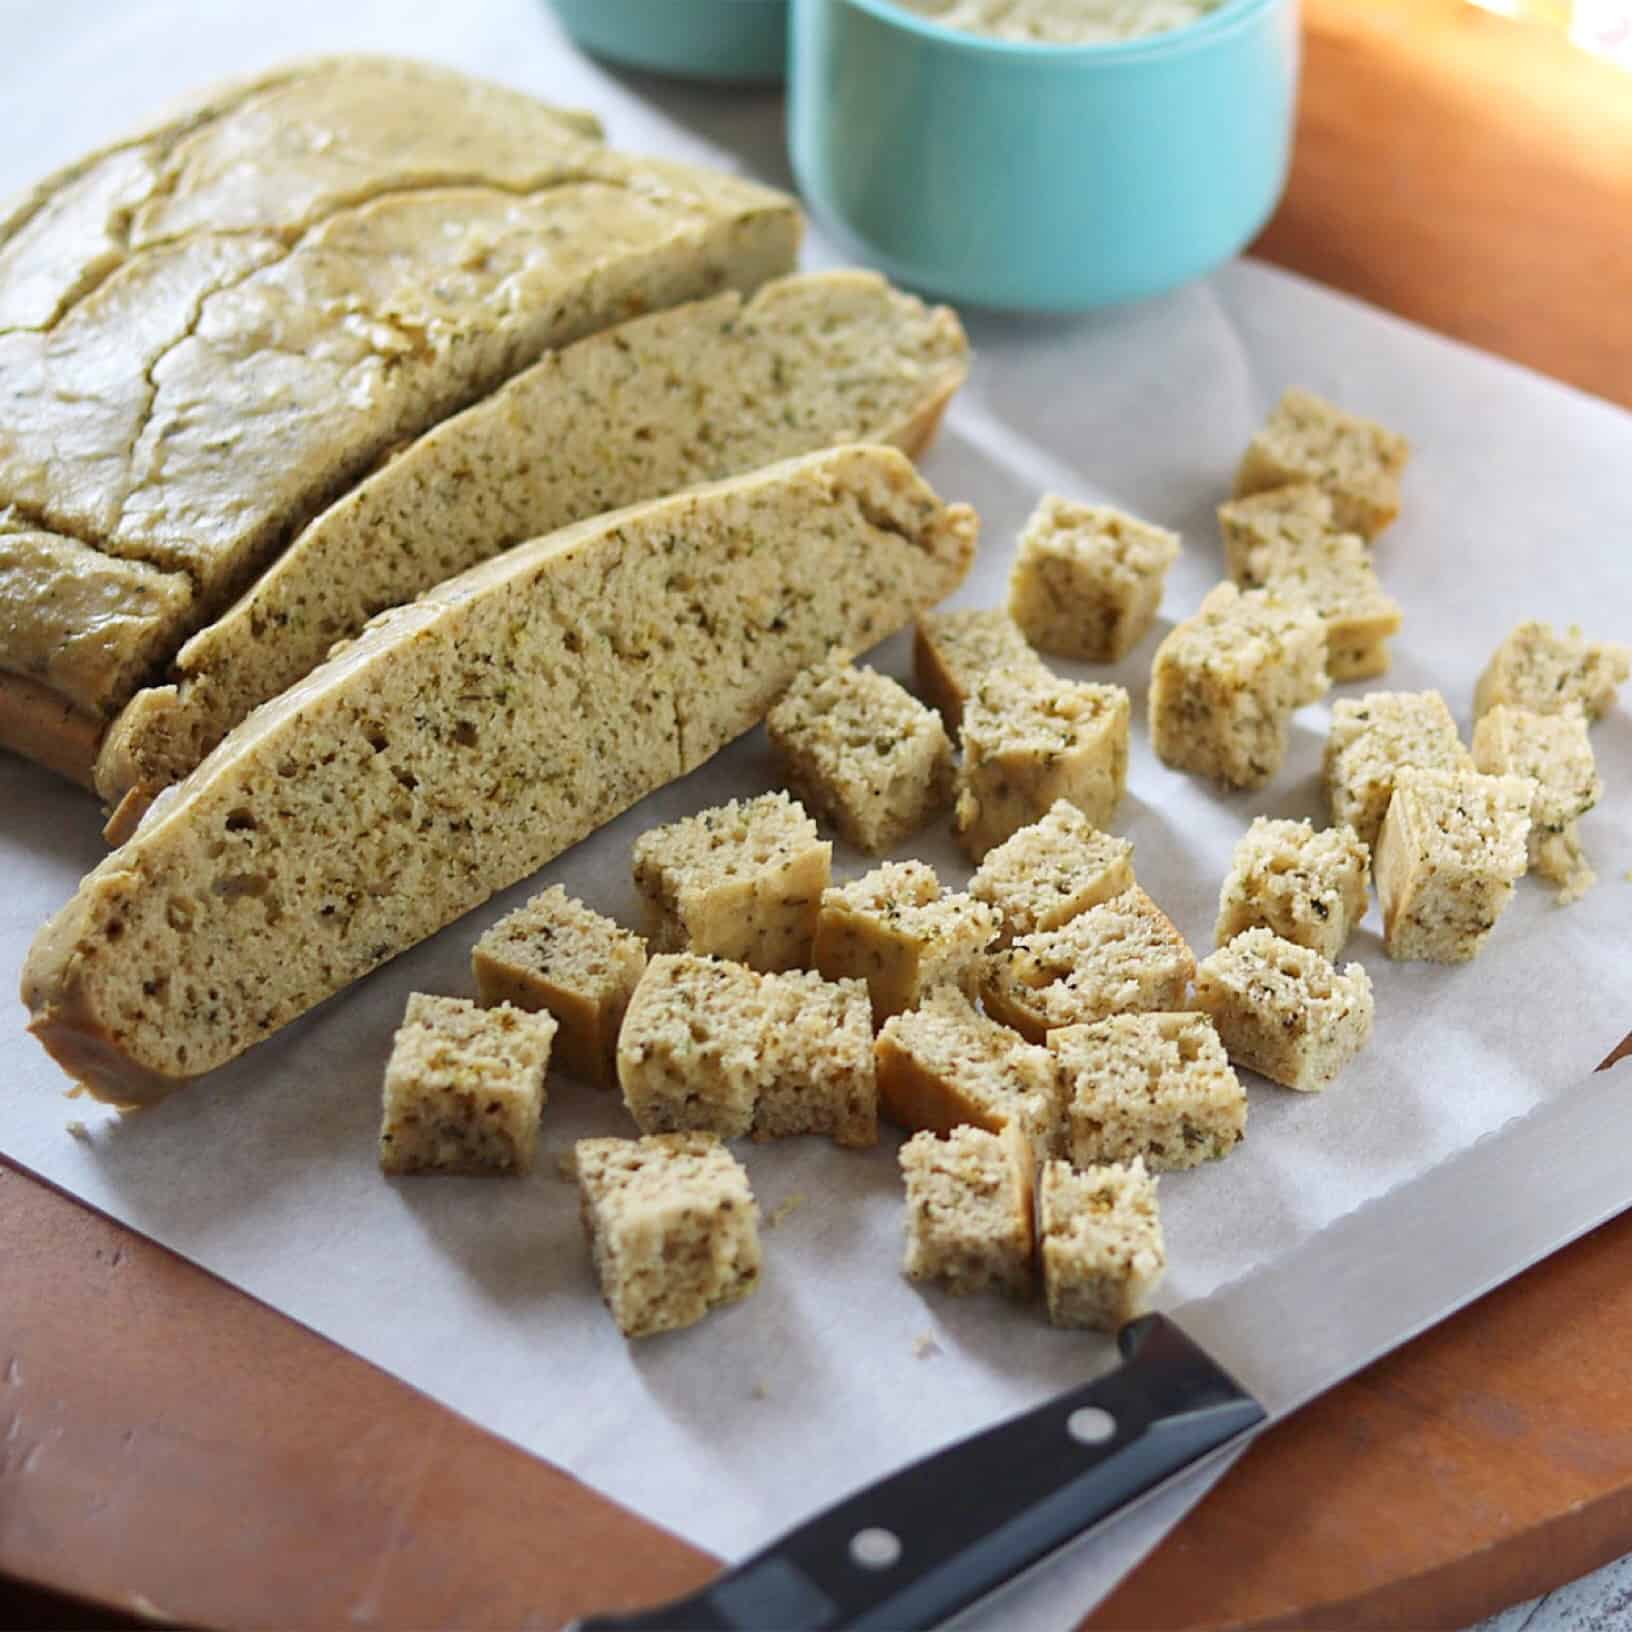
[1,54,799,778]
[21,445,975,1104]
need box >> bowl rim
[817,0,1286,61]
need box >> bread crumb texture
[1149,582,1327,791]
[617,953,877,1148]
[1374,768,1535,963]
[969,798,1135,945]
[472,884,646,1088]
[955,668,1130,860]
[379,994,556,1175]
[982,884,1195,1043]
[813,860,997,1024]
[767,650,954,854]
[1323,690,1471,851]
[1040,1156,1165,1331]
[1233,388,1409,538]
[575,1131,761,1339]
[632,791,830,972]
[1008,493,1179,664]
[1473,621,1629,724]
[913,608,1048,731]
[1473,705,1602,901]
[1051,1012,1245,1171]
[1194,928,1374,1092]
[900,1123,1035,1299]
[1215,815,1370,961]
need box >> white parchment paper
[3,5,1630,1628]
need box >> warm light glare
[1467,0,1632,66]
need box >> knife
[576,1049,1630,1632]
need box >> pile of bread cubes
[375,388,1627,1342]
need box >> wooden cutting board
[4,3,1630,1627]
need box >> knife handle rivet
[1067,1406,1117,1446]
[849,1527,903,1570]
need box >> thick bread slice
[23,446,975,1106]
[96,271,969,821]
[0,55,797,770]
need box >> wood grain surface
[5,2,1632,1628]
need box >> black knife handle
[571,1314,1265,1632]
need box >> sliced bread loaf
[96,271,968,824]
[23,445,975,1104]
[0,55,798,783]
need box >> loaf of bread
[96,271,968,826]
[0,55,800,787]
[22,445,975,1104]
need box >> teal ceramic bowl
[551,0,789,85]
[788,0,1299,311]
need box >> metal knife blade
[575,1052,1631,1632]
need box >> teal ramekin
[551,0,789,85]
[788,0,1299,311]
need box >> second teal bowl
[788,0,1300,312]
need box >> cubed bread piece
[1472,705,1603,901]
[755,970,878,1148]
[616,954,878,1146]
[1050,1013,1245,1172]
[913,608,1049,731]
[982,885,1196,1043]
[875,985,1063,1161]
[1233,388,1410,538]
[631,792,830,973]
[472,885,646,1087]
[900,1124,1035,1299]
[1374,769,1535,963]
[954,670,1130,861]
[813,861,998,1023]
[1217,482,1337,575]
[767,651,955,854]
[1193,928,1374,1091]
[1039,1157,1165,1331]
[575,1133,761,1339]
[1474,621,1630,723]
[379,994,556,1176]
[1148,583,1327,791]
[1214,817,1371,961]
[1323,690,1472,851]
[1225,522,1402,683]
[969,799,1135,945]
[1008,495,1180,663]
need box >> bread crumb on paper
[750,1380,770,1401]
[913,1332,942,1360]
[66,1120,90,1141]
[766,1192,807,1230]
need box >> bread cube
[1233,388,1409,538]
[813,860,998,1024]
[1008,495,1180,663]
[969,799,1135,945]
[766,652,954,854]
[1193,928,1374,1091]
[1217,482,1337,576]
[954,670,1130,861]
[472,885,646,1088]
[616,954,877,1146]
[875,985,1063,1161]
[1323,690,1472,851]
[1222,507,1401,682]
[1473,705,1603,901]
[1214,816,1371,961]
[1039,1157,1165,1331]
[1474,620,1630,724]
[1149,583,1327,791]
[900,1124,1035,1299]
[982,885,1196,1044]
[575,1133,761,1339]
[632,792,830,973]
[379,994,555,1176]
[1050,1013,1246,1172]
[914,607,1048,731]
[1374,769,1535,963]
